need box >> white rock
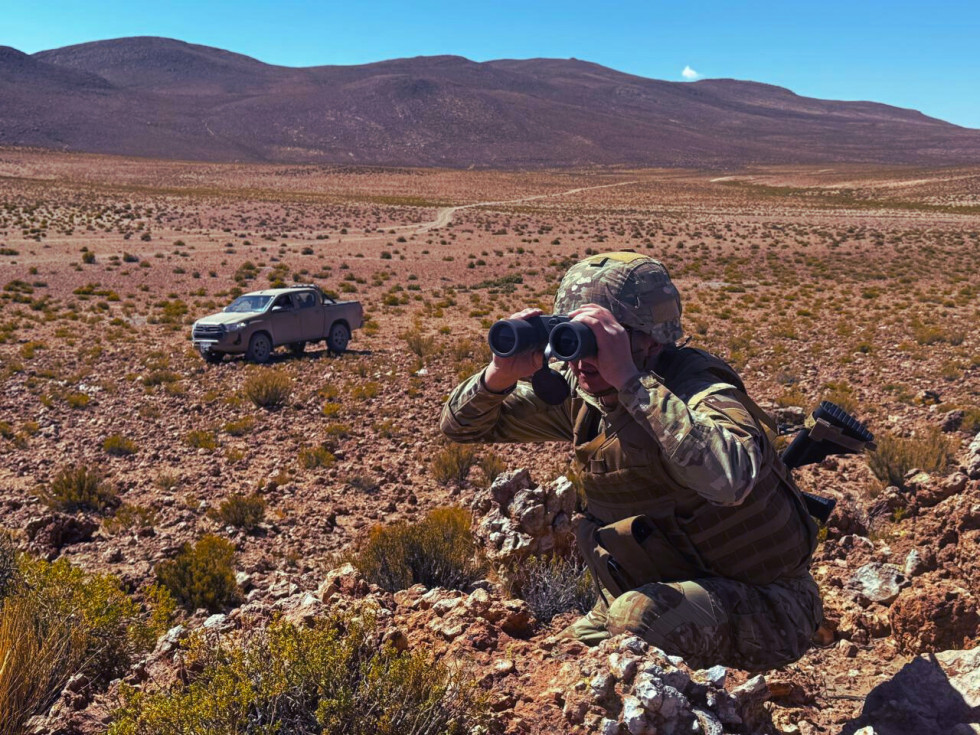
[622,695,653,735]
[633,677,664,712]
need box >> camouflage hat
[553,252,682,343]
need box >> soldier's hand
[567,304,640,389]
[484,308,545,391]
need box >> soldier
[441,252,822,671]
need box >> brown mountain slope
[4,36,979,167]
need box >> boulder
[890,582,980,654]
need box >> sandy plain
[0,148,978,734]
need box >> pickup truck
[190,285,363,363]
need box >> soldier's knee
[605,590,654,637]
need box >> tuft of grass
[298,443,336,470]
[103,433,138,457]
[155,534,239,613]
[476,453,507,490]
[222,417,255,436]
[184,429,218,451]
[108,613,487,735]
[39,465,118,513]
[346,507,484,593]
[242,370,292,409]
[103,504,157,536]
[431,443,479,485]
[867,426,957,490]
[208,493,266,531]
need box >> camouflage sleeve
[440,369,574,443]
[617,373,765,505]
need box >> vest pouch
[594,516,664,590]
[575,516,631,598]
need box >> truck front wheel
[326,323,350,354]
[246,333,273,364]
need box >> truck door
[269,294,302,345]
[295,290,325,341]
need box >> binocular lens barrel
[487,315,596,361]
[548,321,596,361]
[487,319,539,358]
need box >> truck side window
[274,295,293,310]
[296,292,315,309]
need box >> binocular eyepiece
[487,315,597,361]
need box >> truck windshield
[224,295,273,313]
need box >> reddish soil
[1,148,978,734]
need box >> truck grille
[192,324,226,340]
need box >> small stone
[609,652,639,683]
[700,664,727,688]
[633,676,664,711]
[590,672,616,703]
[847,562,909,605]
[693,707,725,735]
[601,717,624,735]
[202,613,227,629]
[903,549,927,577]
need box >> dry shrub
[38,465,118,513]
[0,551,170,735]
[242,369,292,409]
[103,504,157,536]
[156,535,239,613]
[477,453,507,489]
[431,443,479,485]
[401,322,437,360]
[348,507,484,593]
[298,444,336,469]
[506,554,597,623]
[867,427,957,490]
[208,493,266,531]
[103,433,138,456]
[183,429,218,450]
[108,613,487,735]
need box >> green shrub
[156,535,239,613]
[867,427,957,490]
[0,534,16,600]
[242,370,292,409]
[39,465,118,513]
[506,554,596,623]
[0,552,172,734]
[431,443,478,485]
[108,613,486,735]
[208,493,266,531]
[347,507,484,593]
[103,433,138,456]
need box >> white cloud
[682,65,700,80]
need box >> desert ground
[0,148,978,734]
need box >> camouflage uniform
[441,253,822,671]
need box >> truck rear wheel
[326,323,350,353]
[246,333,273,364]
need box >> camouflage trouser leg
[565,573,822,671]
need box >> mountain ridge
[2,36,977,168]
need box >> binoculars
[487,315,597,361]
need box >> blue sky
[5,0,979,129]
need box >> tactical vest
[574,347,817,591]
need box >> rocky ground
[1,149,978,734]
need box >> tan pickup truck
[190,285,363,363]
